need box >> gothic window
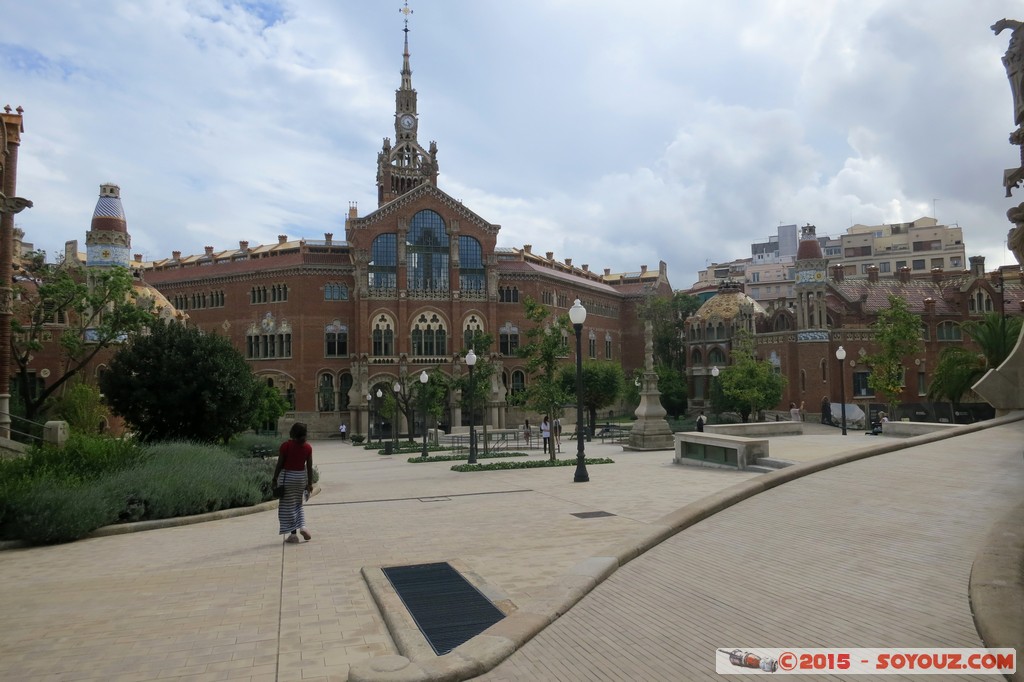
[459,235,485,292]
[511,369,526,396]
[371,314,395,356]
[463,315,484,350]
[936,321,962,341]
[708,347,726,365]
[250,286,268,304]
[317,374,336,412]
[691,349,703,366]
[499,322,519,356]
[339,373,353,410]
[325,321,348,357]
[245,321,292,359]
[407,210,450,291]
[270,283,288,302]
[605,333,613,359]
[715,322,726,340]
[774,315,791,332]
[411,313,448,356]
[541,291,554,305]
[820,359,827,382]
[325,282,349,301]
[556,293,568,308]
[369,234,398,289]
[588,330,597,359]
[499,286,519,303]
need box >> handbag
[272,483,285,499]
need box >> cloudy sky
[3,0,1023,288]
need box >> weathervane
[400,1,413,32]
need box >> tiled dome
[691,283,767,320]
[91,183,127,233]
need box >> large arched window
[691,349,703,366]
[411,312,448,356]
[317,374,335,412]
[499,322,519,355]
[459,235,485,292]
[407,210,449,291]
[708,347,726,365]
[463,315,484,350]
[937,321,962,341]
[371,314,395,356]
[369,234,398,289]
[325,321,348,357]
[511,369,526,396]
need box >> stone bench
[674,432,769,470]
[704,421,803,437]
[880,421,959,438]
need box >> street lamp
[711,365,719,417]
[835,346,848,436]
[365,392,373,443]
[569,298,589,483]
[375,388,383,446]
[466,349,478,464]
[393,380,402,451]
[419,370,429,458]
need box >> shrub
[408,451,527,463]
[350,434,365,444]
[450,457,615,472]
[13,477,120,545]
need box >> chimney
[969,255,985,278]
[523,244,532,254]
[239,240,249,251]
[866,265,879,283]
[923,297,935,315]
[134,254,142,263]
[931,267,944,283]
[278,235,287,244]
[831,264,845,282]
[582,264,589,272]
[640,264,648,275]
[546,251,554,260]
[348,202,358,219]
[897,266,911,284]
[172,250,181,261]
[604,268,611,276]
[204,246,214,256]
[564,258,572,267]
[325,232,333,245]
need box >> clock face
[399,114,415,130]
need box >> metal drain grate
[382,562,505,655]
[572,511,616,518]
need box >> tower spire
[400,1,413,91]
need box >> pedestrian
[273,422,314,544]
[696,411,706,432]
[523,419,532,448]
[541,416,551,456]
[789,402,801,421]
[552,417,561,453]
[339,422,347,440]
[820,396,831,425]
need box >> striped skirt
[277,469,308,535]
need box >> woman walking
[273,422,314,543]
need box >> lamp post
[835,346,848,436]
[419,370,430,458]
[569,298,589,483]
[375,388,383,446]
[711,365,720,419]
[392,380,402,451]
[466,349,478,464]
[365,392,373,443]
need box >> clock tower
[376,1,439,206]
[794,223,829,332]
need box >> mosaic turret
[87,183,130,267]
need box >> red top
[279,439,312,470]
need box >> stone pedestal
[626,370,674,451]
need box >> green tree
[453,332,497,451]
[99,320,265,443]
[48,381,109,435]
[712,331,785,422]
[654,364,688,419]
[251,382,290,434]
[865,295,924,413]
[516,298,571,459]
[639,292,701,372]
[558,360,625,436]
[928,313,1023,404]
[11,258,156,422]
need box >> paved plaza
[0,418,1020,681]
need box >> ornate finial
[3,105,10,113]
[399,1,413,33]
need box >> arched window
[317,374,335,412]
[499,286,519,303]
[588,330,597,359]
[511,370,526,396]
[800,369,807,392]
[339,373,353,410]
[708,347,726,365]
[369,234,398,289]
[691,349,703,366]
[411,312,448,357]
[325,282,349,301]
[604,332,613,359]
[459,235,485,292]
[463,315,484,350]
[325,321,348,357]
[371,314,395,356]
[774,315,791,331]
[820,358,827,382]
[937,321,962,341]
[407,210,450,291]
[715,322,726,340]
[499,322,519,355]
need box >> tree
[48,380,109,435]
[100,320,266,443]
[558,361,624,436]
[454,331,497,451]
[865,295,924,413]
[516,298,571,458]
[928,313,1023,404]
[11,258,156,422]
[712,331,785,422]
[639,292,701,372]
[654,364,688,419]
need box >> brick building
[687,224,1024,419]
[110,24,672,437]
